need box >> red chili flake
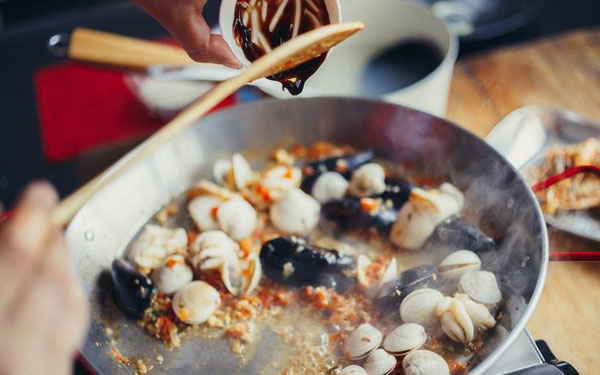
[360,197,378,212]
[210,206,219,219]
[284,167,294,179]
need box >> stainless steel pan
[65,97,548,375]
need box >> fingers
[0,181,58,310]
[176,11,242,68]
[6,232,89,375]
[0,182,88,375]
[132,0,241,68]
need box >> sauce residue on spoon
[233,0,331,95]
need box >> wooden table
[447,28,600,374]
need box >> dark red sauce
[233,0,330,95]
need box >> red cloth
[34,63,235,162]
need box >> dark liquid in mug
[360,40,444,96]
[233,0,330,95]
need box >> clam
[311,171,349,204]
[212,158,232,185]
[190,230,243,295]
[435,293,495,345]
[188,195,224,231]
[363,349,397,375]
[190,230,240,271]
[244,254,262,295]
[111,259,157,318]
[459,271,502,305]
[357,256,397,300]
[172,281,221,325]
[339,365,368,375]
[356,254,374,290]
[376,265,440,311]
[382,323,427,356]
[347,163,387,197]
[216,197,257,241]
[454,293,496,330]
[260,164,302,201]
[260,237,355,291]
[438,250,481,280]
[151,255,193,294]
[344,323,383,360]
[435,296,474,345]
[402,350,450,375]
[232,153,253,190]
[400,288,444,327]
[127,224,188,270]
[269,188,320,235]
[390,183,464,249]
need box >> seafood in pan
[108,142,502,375]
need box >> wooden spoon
[51,21,364,227]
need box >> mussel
[321,175,414,233]
[379,176,414,209]
[300,151,374,192]
[322,198,398,233]
[375,265,440,311]
[260,237,355,290]
[424,216,496,254]
[110,259,157,318]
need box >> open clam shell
[382,323,427,356]
[400,288,444,327]
[232,153,254,190]
[438,250,481,280]
[458,270,502,305]
[402,350,449,375]
[343,323,382,360]
[363,348,397,375]
[339,365,368,375]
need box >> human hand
[0,182,89,375]
[132,0,241,68]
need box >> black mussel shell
[375,265,440,311]
[378,177,414,209]
[260,237,355,291]
[322,198,397,233]
[301,150,374,192]
[110,259,157,318]
[424,216,496,254]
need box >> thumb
[177,11,242,68]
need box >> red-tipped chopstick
[531,165,600,192]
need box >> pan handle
[501,341,579,375]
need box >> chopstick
[530,165,600,192]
